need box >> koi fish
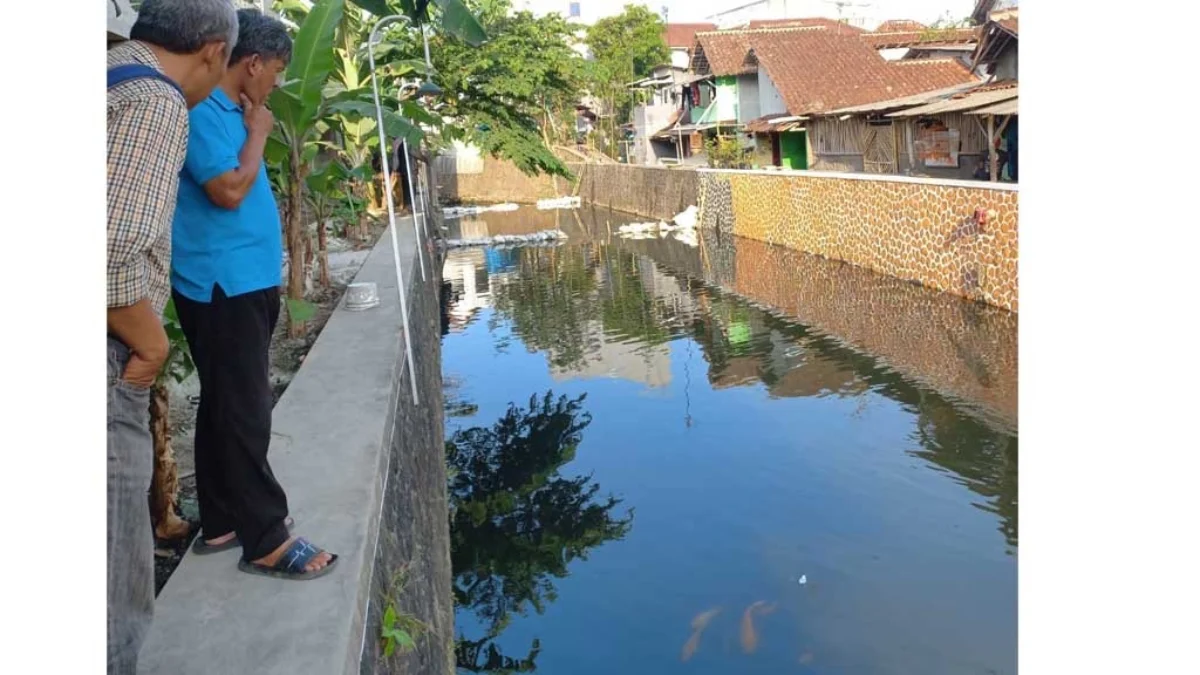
[739,601,777,654]
[680,607,721,662]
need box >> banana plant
[268,0,421,337]
[347,0,487,46]
[305,158,342,288]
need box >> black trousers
[173,284,290,561]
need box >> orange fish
[680,607,721,662]
[739,601,777,654]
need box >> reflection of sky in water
[442,211,1016,675]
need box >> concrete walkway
[138,219,427,675]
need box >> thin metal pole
[369,15,419,405]
[400,139,427,280]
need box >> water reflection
[442,205,1017,674]
[447,391,634,673]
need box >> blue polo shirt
[171,88,282,303]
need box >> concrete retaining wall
[140,160,452,673]
[572,163,700,222]
[436,155,567,204]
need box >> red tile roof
[862,27,979,49]
[691,26,978,116]
[747,17,866,33]
[663,22,717,49]
[875,19,927,32]
[884,59,979,98]
[692,29,757,76]
[748,30,977,115]
[748,29,898,114]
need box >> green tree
[583,4,669,157]
[421,0,585,177]
[269,0,422,335]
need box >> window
[569,2,581,18]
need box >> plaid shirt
[107,41,189,316]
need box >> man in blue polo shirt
[172,8,336,580]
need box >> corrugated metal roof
[966,98,1018,116]
[823,80,982,115]
[887,85,1018,116]
[744,114,808,133]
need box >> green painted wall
[715,75,739,123]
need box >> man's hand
[108,298,170,389]
[123,350,167,389]
[241,94,274,138]
[203,95,274,209]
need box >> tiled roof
[691,26,977,116]
[875,19,927,32]
[748,29,898,114]
[885,59,979,97]
[663,22,717,49]
[862,27,979,49]
[747,17,866,33]
[692,29,757,76]
[749,30,977,115]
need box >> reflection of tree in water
[490,247,601,372]
[448,391,634,672]
[490,246,684,371]
[598,253,673,346]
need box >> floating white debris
[443,229,569,249]
[617,221,659,235]
[798,575,807,585]
[442,203,520,219]
[673,228,699,247]
[673,205,698,229]
[536,196,581,210]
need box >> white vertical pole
[401,139,427,280]
[369,18,419,405]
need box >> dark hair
[129,0,238,57]
[230,9,293,66]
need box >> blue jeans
[107,337,154,674]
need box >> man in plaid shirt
[106,1,236,672]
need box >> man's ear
[247,53,263,77]
[203,41,229,69]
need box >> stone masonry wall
[730,236,1017,433]
[436,156,1018,311]
[699,170,1019,312]
[361,159,454,675]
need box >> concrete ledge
[138,219,440,675]
[697,166,1020,191]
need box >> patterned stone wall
[698,170,1019,312]
[730,236,1017,433]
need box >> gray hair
[130,0,238,57]
[230,9,293,66]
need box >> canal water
[440,205,1017,675]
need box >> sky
[653,0,980,25]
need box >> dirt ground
[154,221,387,593]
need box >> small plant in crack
[380,563,426,659]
